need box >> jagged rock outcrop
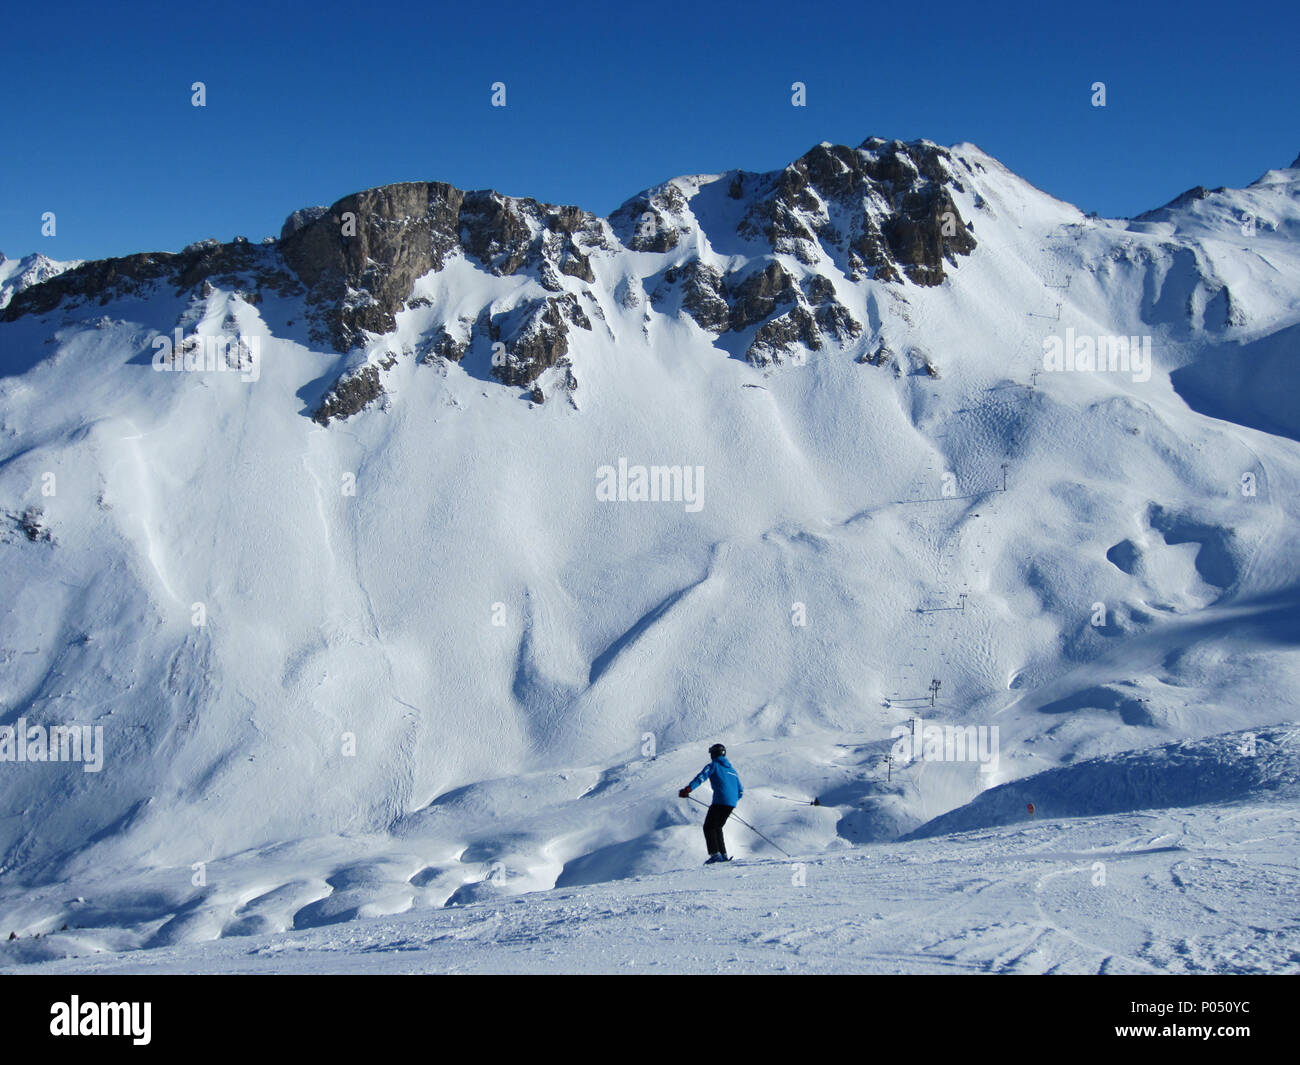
[631,139,965,363]
[421,319,473,364]
[858,339,896,369]
[730,263,864,364]
[609,183,689,252]
[805,276,863,345]
[747,305,822,366]
[1,240,298,322]
[728,262,799,332]
[3,134,982,406]
[0,253,78,310]
[647,253,865,366]
[14,505,53,543]
[651,259,861,364]
[280,206,329,240]
[279,182,464,349]
[653,261,730,333]
[488,294,592,387]
[883,184,975,286]
[280,185,607,350]
[739,138,976,285]
[311,358,392,425]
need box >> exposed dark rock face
[311,363,385,425]
[280,182,464,349]
[747,305,821,366]
[609,184,689,252]
[2,254,170,319]
[458,190,534,275]
[633,140,964,364]
[885,185,975,286]
[653,261,731,334]
[1,241,298,322]
[280,185,607,350]
[3,134,981,412]
[488,294,592,387]
[15,506,53,543]
[649,256,863,363]
[738,138,975,285]
[803,276,862,345]
[422,320,472,364]
[280,206,329,240]
[560,248,595,283]
[858,339,896,368]
[813,298,863,345]
[729,262,799,332]
[680,263,731,333]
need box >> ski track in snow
[6,800,1296,974]
[2,143,1300,969]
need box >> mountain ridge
[2,136,984,411]
[1,132,1298,960]
[7,138,1296,429]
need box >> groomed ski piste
[7,727,1300,974]
[2,140,1299,974]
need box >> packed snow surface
[1,141,1299,969]
[8,794,1298,974]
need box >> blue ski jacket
[687,756,743,806]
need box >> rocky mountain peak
[736,137,975,283]
[3,135,984,423]
[0,251,80,311]
[278,182,608,353]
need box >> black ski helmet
[709,743,726,759]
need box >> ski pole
[686,795,792,858]
[772,794,821,806]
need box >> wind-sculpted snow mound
[7,797,1299,973]
[905,725,1300,839]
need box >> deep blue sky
[3,0,1296,263]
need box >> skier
[678,743,743,863]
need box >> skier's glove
[678,788,691,798]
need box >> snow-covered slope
[0,251,78,310]
[1,138,1298,967]
[8,793,1296,974]
[907,724,1300,838]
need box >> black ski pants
[703,803,734,855]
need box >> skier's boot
[715,853,733,862]
[704,853,721,864]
